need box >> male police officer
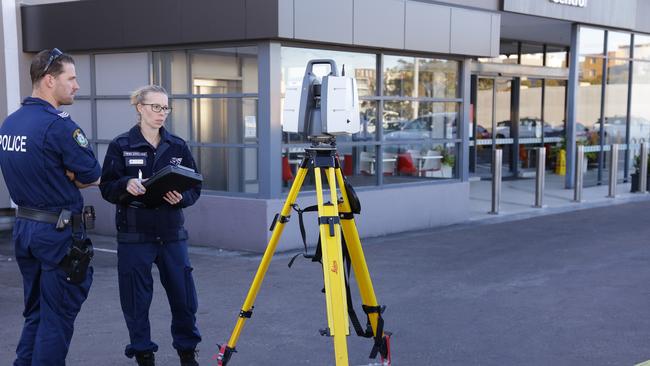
[0,48,101,365]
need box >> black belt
[16,206,60,224]
[16,206,83,232]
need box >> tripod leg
[315,167,350,366]
[216,165,309,365]
[335,168,390,363]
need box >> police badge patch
[170,157,183,166]
[73,129,89,147]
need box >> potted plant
[435,145,455,178]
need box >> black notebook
[119,165,203,208]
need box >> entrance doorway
[470,75,567,180]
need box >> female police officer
[99,85,201,366]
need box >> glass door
[471,76,514,178]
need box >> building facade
[1,0,649,251]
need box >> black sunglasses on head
[41,48,63,76]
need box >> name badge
[126,158,146,167]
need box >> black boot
[135,351,155,366]
[178,349,199,366]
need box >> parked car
[495,118,558,139]
[384,112,457,141]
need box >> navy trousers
[117,240,201,357]
[13,218,93,366]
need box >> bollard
[489,149,502,214]
[640,142,648,193]
[534,147,546,208]
[608,144,618,198]
[574,145,584,202]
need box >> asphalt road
[1,201,650,365]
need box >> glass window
[577,56,602,144]
[630,61,650,143]
[383,55,414,97]
[190,47,258,95]
[416,58,459,99]
[194,146,258,193]
[95,53,149,95]
[607,31,631,58]
[383,102,458,141]
[634,34,650,61]
[282,47,376,97]
[476,78,494,139]
[191,98,258,144]
[60,99,92,136]
[545,46,567,68]
[96,99,136,140]
[603,60,629,145]
[157,51,189,95]
[519,78,542,139]
[544,80,566,138]
[520,43,544,66]
[579,27,605,56]
[71,54,91,95]
[169,98,190,140]
[383,142,457,180]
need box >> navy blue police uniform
[99,124,201,359]
[0,97,101,366]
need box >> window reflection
[630,62,650,144]
[579,27,605,56]
[383,56,458,98]
[633,35,650,61]
[607,31,631,57]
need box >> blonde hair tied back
[130,85,168,122]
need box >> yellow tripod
[215,144,391,366]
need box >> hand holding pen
[126,169,147,196]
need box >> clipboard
[120,165,203,208]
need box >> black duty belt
[16,206,61,224]
[16,206,83,232]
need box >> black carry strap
[287,204,322,268]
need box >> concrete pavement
[2,199,650,365]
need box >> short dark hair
[30,48,75,85]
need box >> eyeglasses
[141,103,172,114]
[42,48,63,76]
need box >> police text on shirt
[0,135,27,152]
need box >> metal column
[608,144,619,198]
[574,145,584,202]
[489,149,502,214]
[534,147,546,208]
[640,142,648,193]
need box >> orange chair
[397,153,417,176]
[282,156,294,182]
[342,154,353,176]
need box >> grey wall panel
[278,0,294,38]
[636,0,650,34]
[21,0,125,52]
[246,0,279,39]
[122,0,182,47]
[21,0,270,52]
[404,1,451,53]
[420,0,499,11]
[354,0,405,49]
[490,13,500,57]
[503,0,637,31]
[295,0,353,44]
[180,0,247,44]
[450,8,492,56]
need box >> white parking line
[94,247,117,254]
